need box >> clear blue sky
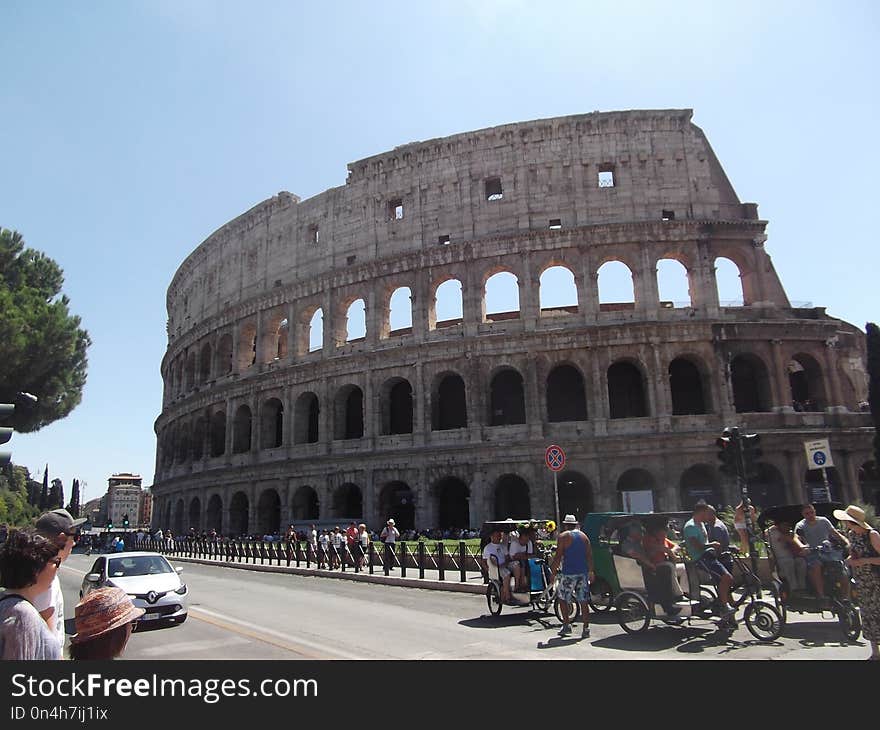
[3,1,878,507]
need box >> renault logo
[146,591,159,604]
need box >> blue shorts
[697,554,731,581]
[804,548,843,567]
[557,573,590,603]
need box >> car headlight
[174,584,188,595]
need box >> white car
[80,552,188,628]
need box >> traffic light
[0,404,14,467]
[107,520,113,530]
[122,514,129,528]
[716,429,738,477]
[741,433,763,479]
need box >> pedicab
[480,519,558,617]
[758,502,861,641]
[604,512,783,641]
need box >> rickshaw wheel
[615,592,650,634]
[553,597,581,623]
[743,601,783,642]
[535,584,555,613]
[487,583,503,616]
[589,577,614,613]
[838,603,861,642]
[768,582,787,624]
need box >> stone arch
[379,481,415,531]
[749,463,787,509]
[192,416,206,460]
[216,334,233,375]
[731,353,772,413]
[387,286,413,337]
[175,421,190,464]
[294,392,320,444]
[292,486,319,521]
[334,385,364,439]
[229,491,249,536]
[232,404,253,453]
[608,360,648,418]
[656,258,692,308]
[173,498,185,535]
[546,363,588,422]
[432,372,467,430]
[597,260,635,307]
[557,470,594,520]
[184,351,196,391]
[489,367,526,425]
[210,409,226,457]
[669,356,708,415]
[679,465,723,511]
[308,308,323,353]
[332,483,363,519]
[539,265,578,314]
[260,307,288,363]
[257,488,281,535]
[788,353,826,411]
[484,271,520,322]
[199,342,212,382]
[804,467,843,503]
[434,476,470,529]
[380,377,413,435]
[493,474,531,520]
[344,298,366,342]
[238,319,257,369]
[260,397,284,449]
[617,469,657,512]
[432,278,463,330]
[715,256,744,306]
[188,496,201,532]
[206,494,223,533]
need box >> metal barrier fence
[132,538,486,583]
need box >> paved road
[59,554,868,660]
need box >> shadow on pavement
[459,613,556,630]
[777,620,865,648]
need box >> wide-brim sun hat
[833,505,872,531]
[70,586,145,644]
[387,519,395,525]
[562,514,578,525]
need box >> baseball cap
[36,508,87,536]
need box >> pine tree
[49,478,63,510]
[39,466,48,510]
[67,478,81,517]
[868,322,880,469]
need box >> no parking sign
[545,444,566,472]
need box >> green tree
[67,478,81,517]
[0,228,91,432]
[49,478,64,510]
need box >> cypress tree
[39,466,48,510]
[67,478,81,517]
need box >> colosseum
[152,109,876,537]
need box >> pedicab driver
[482,530,514,604]
[549,514,595,638]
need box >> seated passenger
[795,503,850,599]
[704,504,734,574]
[683,504,735,615]
[508,526,536,592]
[766,519,807,591]
[621,523,682,617]
[481,530,513,603]
[642,523,685,609]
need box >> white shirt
[32,575,64,651]
[381,526,399,544]
[482,541,508,567]
[508,538,533,560]
[308,529,318,547]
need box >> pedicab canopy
[757,502,843,530]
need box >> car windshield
[108,555,174,578]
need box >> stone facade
[151,109,873,536]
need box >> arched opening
[216,334,233,375]
[260,398,284,449]
[257,489,281,535]
[656,258,691,308]
[191,416,206,460]
[388,287,412,336]
[558,471,593,520]
[432,373,467,430]
[381,378,413,435]
[380,481,415,531]
[275,318,289,360]
[164,502,172,531]
[175,423,190,464]
[232,405,252,453]
[229,491,249,536]
[489,368,526,425]
[173,499,184,535]
[434,477,470,529]
[206,494,222,533]
[308,308,324,352]
[679,465,723,511]
[608,361,648,418]
[859,461,880,511]
[597,260,635,309]
[345,299,366,342]
[669,357,707,415]
[617,469,656,512]
[546,364,588,422]
[788,354,826,411]
[433,278,463,329]
[335,385,364,440]
[188,497,201,533]
[731,354,771,413]
[332,483,363,519]
[238,320,257,369]
[199,342,212,382]
[804,467,842,503]
[539,266,578,314]
[210,410,226,457]
[292,486,319,521]
[749,463,787,509]
[715,257,743,306]
[484,271,520,322]
[294,392,320,444]
[184,352,196,391]
[493,474,531,519]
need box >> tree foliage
[49,478,64,510]
[67,478,81,518]
[0,464,41,526]
[0,228,91,432]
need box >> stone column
[770,340,790,410]
[519,255,537,328]
[413,361,426,446]
[824,346,845,409]
[286,301,297,364]
[638,244,660,317]
[411,273,429,343]
[231,320,241,374]
[785,450,806,503]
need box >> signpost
[545,444,566,530]
[804,439,834,502]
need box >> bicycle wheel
[486,583,503,616]
[838,602,861,642]
[589,577,614,613]
[615,592,650,634]
[554,596,581,623]
[743,600,783,642]
[534,583,555,613]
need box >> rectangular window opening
[598,168,615,188]
[346,255,357,265]
[438,234,451,246]
[549,219,562,230]
[661,210,675,221]
[485,177,503,201]
[389,199,404,220]
[308,224,319,245]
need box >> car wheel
[743,600,783,642]
[615,591,650,634]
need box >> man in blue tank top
[549,514,595,638]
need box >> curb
[168,555,487,595]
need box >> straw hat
[70,587,145,644]
[562,514,578,525]
[832,505,873,531]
